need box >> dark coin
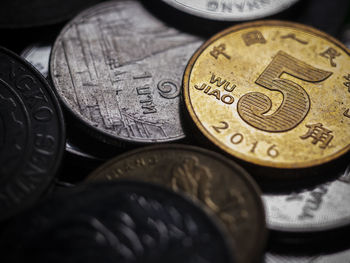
[263,162,350,236]
[50,0,203,146]
[21,43,110,164]
[0,0,104,28]
[0,181,235,263]
[87,144,266,263]
[0,46,65,221]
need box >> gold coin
[87,144,267,263]
[183,20,350,169]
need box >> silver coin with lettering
[50,0,203,145]
[263,163,350,232]
[161,0,299,21]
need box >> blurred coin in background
[0,182,235,263]
[87,144,266,263]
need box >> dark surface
[0,181,235,263]
[0,47,65,221]
[0,0,104,28]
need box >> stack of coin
[1,0,350,262]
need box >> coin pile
[1,0,350,262]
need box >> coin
[161,0,299,21]
[263,161,350,233]
[0,182,235,263]
[0,46,65,221]
[50,0,203,145]
[0,0,104,28]
[21,43,51,78]
[21,43,118,164]
[87,144,266,263]
[183,20,350,169]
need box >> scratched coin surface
[0,182,235,263]
[0,47,65,221]
[161,0,299,21]
[263,162,350,232]
[50,0,203,145]
[184,20,350,169]
[87,144,266,263]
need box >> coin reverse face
[88,144,266,263]
[50,0,203,145]
[184,21,350,169]
[161,0,299,21]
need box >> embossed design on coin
[1,182,234,263]
[50,0,202,144]
[184,21,350,168]
[0,47,65,221]
[87,145,266,263]
[161,0,299,21]
[263,163,350,232]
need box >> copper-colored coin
[183,20,350,169]
[87,144,266,263]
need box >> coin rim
[49,0,186,146]
[0,46,66,220]
[161,0,300,21]
[88,143,267,262]
[183,20,350,169]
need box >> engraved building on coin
[50,0,203,145]
[183,21,350,169]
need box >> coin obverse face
[88,144,266,263]
[184,21,350,169]
[161,0,299,21]
[50,0,202,145]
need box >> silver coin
[50,0,203,145]
[262,163,350,232]
[161,0,299,21]
[21,44,51,78]
[265,248,350,263]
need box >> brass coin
[87,144,267,263]
[183,20,350,169]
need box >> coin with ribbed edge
[87,144,266,263]
[0,181,235,263]
[0,46,65,221]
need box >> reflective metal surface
[50,0,203,145]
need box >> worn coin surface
[87,144,266,263]
[21,44,104,163]
[184,20,350,169]
[1,182,235,263]
[161,0,299,21]
[263,162,350,232]
[0,47,65,221]
[50,0,203,145]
